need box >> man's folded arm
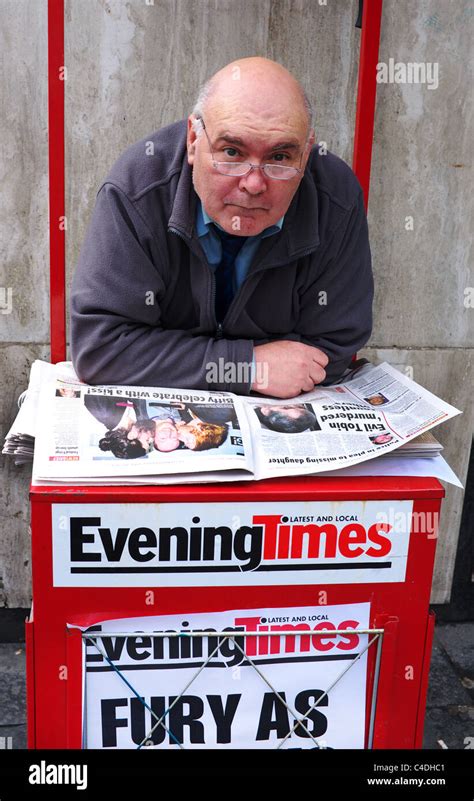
[70,183,253,394]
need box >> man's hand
[251,341,329,398]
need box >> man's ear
[187,115,199,165]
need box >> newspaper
[11,359,459,485]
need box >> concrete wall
[0,0,50,609]
[0,0,472,609]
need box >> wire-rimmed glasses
[195,116,305,180]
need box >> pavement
[0,621,473,750]
[423,622,474,750]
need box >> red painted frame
[353,0,384,211]
[48,0,66,363]
[46,0,384,359]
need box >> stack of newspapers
[2,394,34,464]
[2,358,461,486]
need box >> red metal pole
[352,0,384,211]
[47,0,66,363]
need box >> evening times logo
[67,511,394,574]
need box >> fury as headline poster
[76,603,371,749]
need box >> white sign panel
[52,501,413,587]
[79,603,370,749]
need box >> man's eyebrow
[213,134,300,151]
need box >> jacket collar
[168,124,320,264]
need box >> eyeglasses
[195,116,305,181]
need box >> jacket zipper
[220,243,319,331]
[169,226,319,338]
[211,273,223,339]
[169,225,223,340]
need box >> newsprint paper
[23,359,460,484]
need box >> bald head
[193,57,313,140]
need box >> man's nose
[238,165,268,194]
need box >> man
[71,57,373,398]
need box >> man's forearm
[71,315,255,394]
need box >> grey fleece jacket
[70,119,373,394]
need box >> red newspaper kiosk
[27,476,442,749]
[26,0,445,750]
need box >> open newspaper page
[32,377,254,482]
[245,362,461,480]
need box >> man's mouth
[226,203,269,211]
